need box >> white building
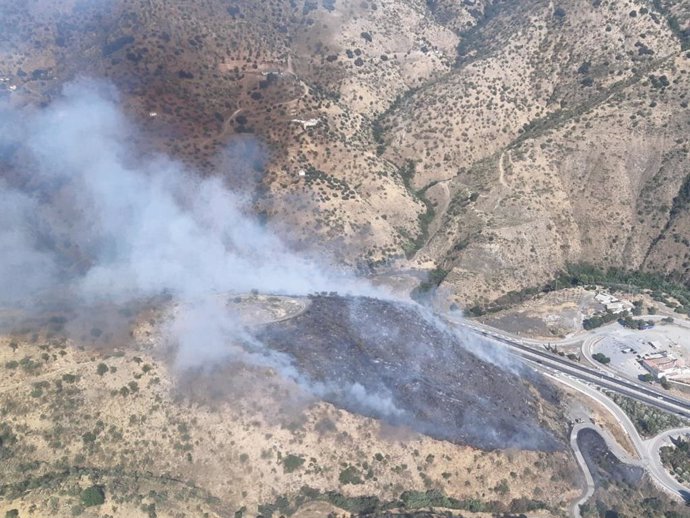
[290,118,320,130]
[595,292,634,314]
[641,351,690,380]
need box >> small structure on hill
[290,118,320,130]
[595,292,633,314]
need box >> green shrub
[325,492,381,513]
[339,466,363,485]
[282,454,305,473]
[592,353,611,364]
[660,436,690,483]
[80,485,105,507]
[19,357,39,372]
[300,485,320,499]
[257,503,275,518]
[82,431,97,443]
[608,392,688,436]
[411,267,448,300]
[583,310,619,330]
[495,479,509,495]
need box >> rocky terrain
[381,0,690,306]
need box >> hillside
[3,0,689,306]
[0,298,580,517]
[5,1,690,516]
[0,0,467,267]
[379,0,690,305]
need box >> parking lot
[593,323,690,381]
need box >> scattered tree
[282,454,305,473]
[80,485,105,507]
[592,353,611,365]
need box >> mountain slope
[2,0,690,304]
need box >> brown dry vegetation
[3,0,689,307]
[2,1,690,513]
[0,325,580,517]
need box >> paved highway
[524,360,690,516]
[568,422,594,518]
[444,314,690,515]
[446,314,690,418]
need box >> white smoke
[0,79,418,424]
[0,79,375,360]
[0,80,551,446]
[341,382,405,417]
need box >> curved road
[230,295,690,515]
[243,292,690,515]
[5,291,687,518]
[544,371,690,516]
[219,294,690,514]
[569,424,595,518]
[647,427,690,500]
[443,312,690,516]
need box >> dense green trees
[561,264,690,315]
[660,435,690,483]
[583,311,619,330]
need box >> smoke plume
[0,79,422,429]
[0,80,370,349]
[0,79,558,450]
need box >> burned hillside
[259,295,564,451]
